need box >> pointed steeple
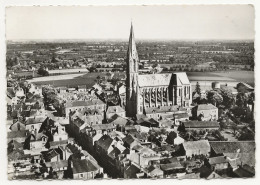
[125,22,140,117]
[127,22,139,71]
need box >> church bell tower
[126,23,139,117]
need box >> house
[178,120,220,132]
[209,141,255,167]
[161,161,186,177]
[53,124,68,142]
[124,163,141,179]
[108,114,134,130]
[23,132,48,150]
[90,123,116,135]
[199,165,221,179]
[145,106,190,121]
[71,158,103,179]
[42,148,61,162]
[24,116,47,132]
[45,160,68,173]
[95,135,116,155]
[122,134,140,149]
[232,164,255,178]
[64,99,106,116]
[9,120,26,132]
[146,165,164,178]
[128,144,160,168]
[7,130,30,143]
[106,106,126,119]
[205,156,230,171]
[181,140,211,158]
[136,117,159,128]
[193,104,218,121]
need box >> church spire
[127,22,139,72]
[125,22,140,118]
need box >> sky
[5,5,255,40]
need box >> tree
[207,90,223,106]
[195,82,201,95]
[236,93,248,108]
[38,67,49,76]
[220,89,235,109]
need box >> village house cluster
[6,25,255,180]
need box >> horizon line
[7,38,255,42]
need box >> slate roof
[106,106,125,114]
[25,117,47,125]
[183,140,210,152]
[8,140,23,154]
[96,135,114,151]
[72,159,98,174]
[8,130,29,139]
[124,164,140,178]
[91,123,116,131]
[160,162,184,171]
[42,149,59,161]
[7,87,15,98]
[138,73,172,87]
[208,156,228,165]
[233,166,255,178]
[209,141,255,154]
[72,118,85,128]
[108,115,134,126]
[122,134,137,146]
[8,149,31,161]
[108,147,121,160]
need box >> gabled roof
[96,135,114,151]
[183,140,210,151]
[25,117,47,125]
[8,140,23,154]
[91,123,115,131]
[173,72,190,85]
[108,114,134,126]
[7,87,15,98]
[208,156,228,165]
[72,159,98,174]
[138,73,172,87]
[106,106,125,114]
[8,130,29,139]
[209,141,255,154]
[108,147,121,160]
[124,164,140,179]
[122,134,137,146]
[42,149,59,161]
[233,166,255,178]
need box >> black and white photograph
[3,4,257,180]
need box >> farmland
[29,70,254,88]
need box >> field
[30,72,108,88]
[30,70,254,88]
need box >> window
[80,174,84,178]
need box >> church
[125,24,192,118]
